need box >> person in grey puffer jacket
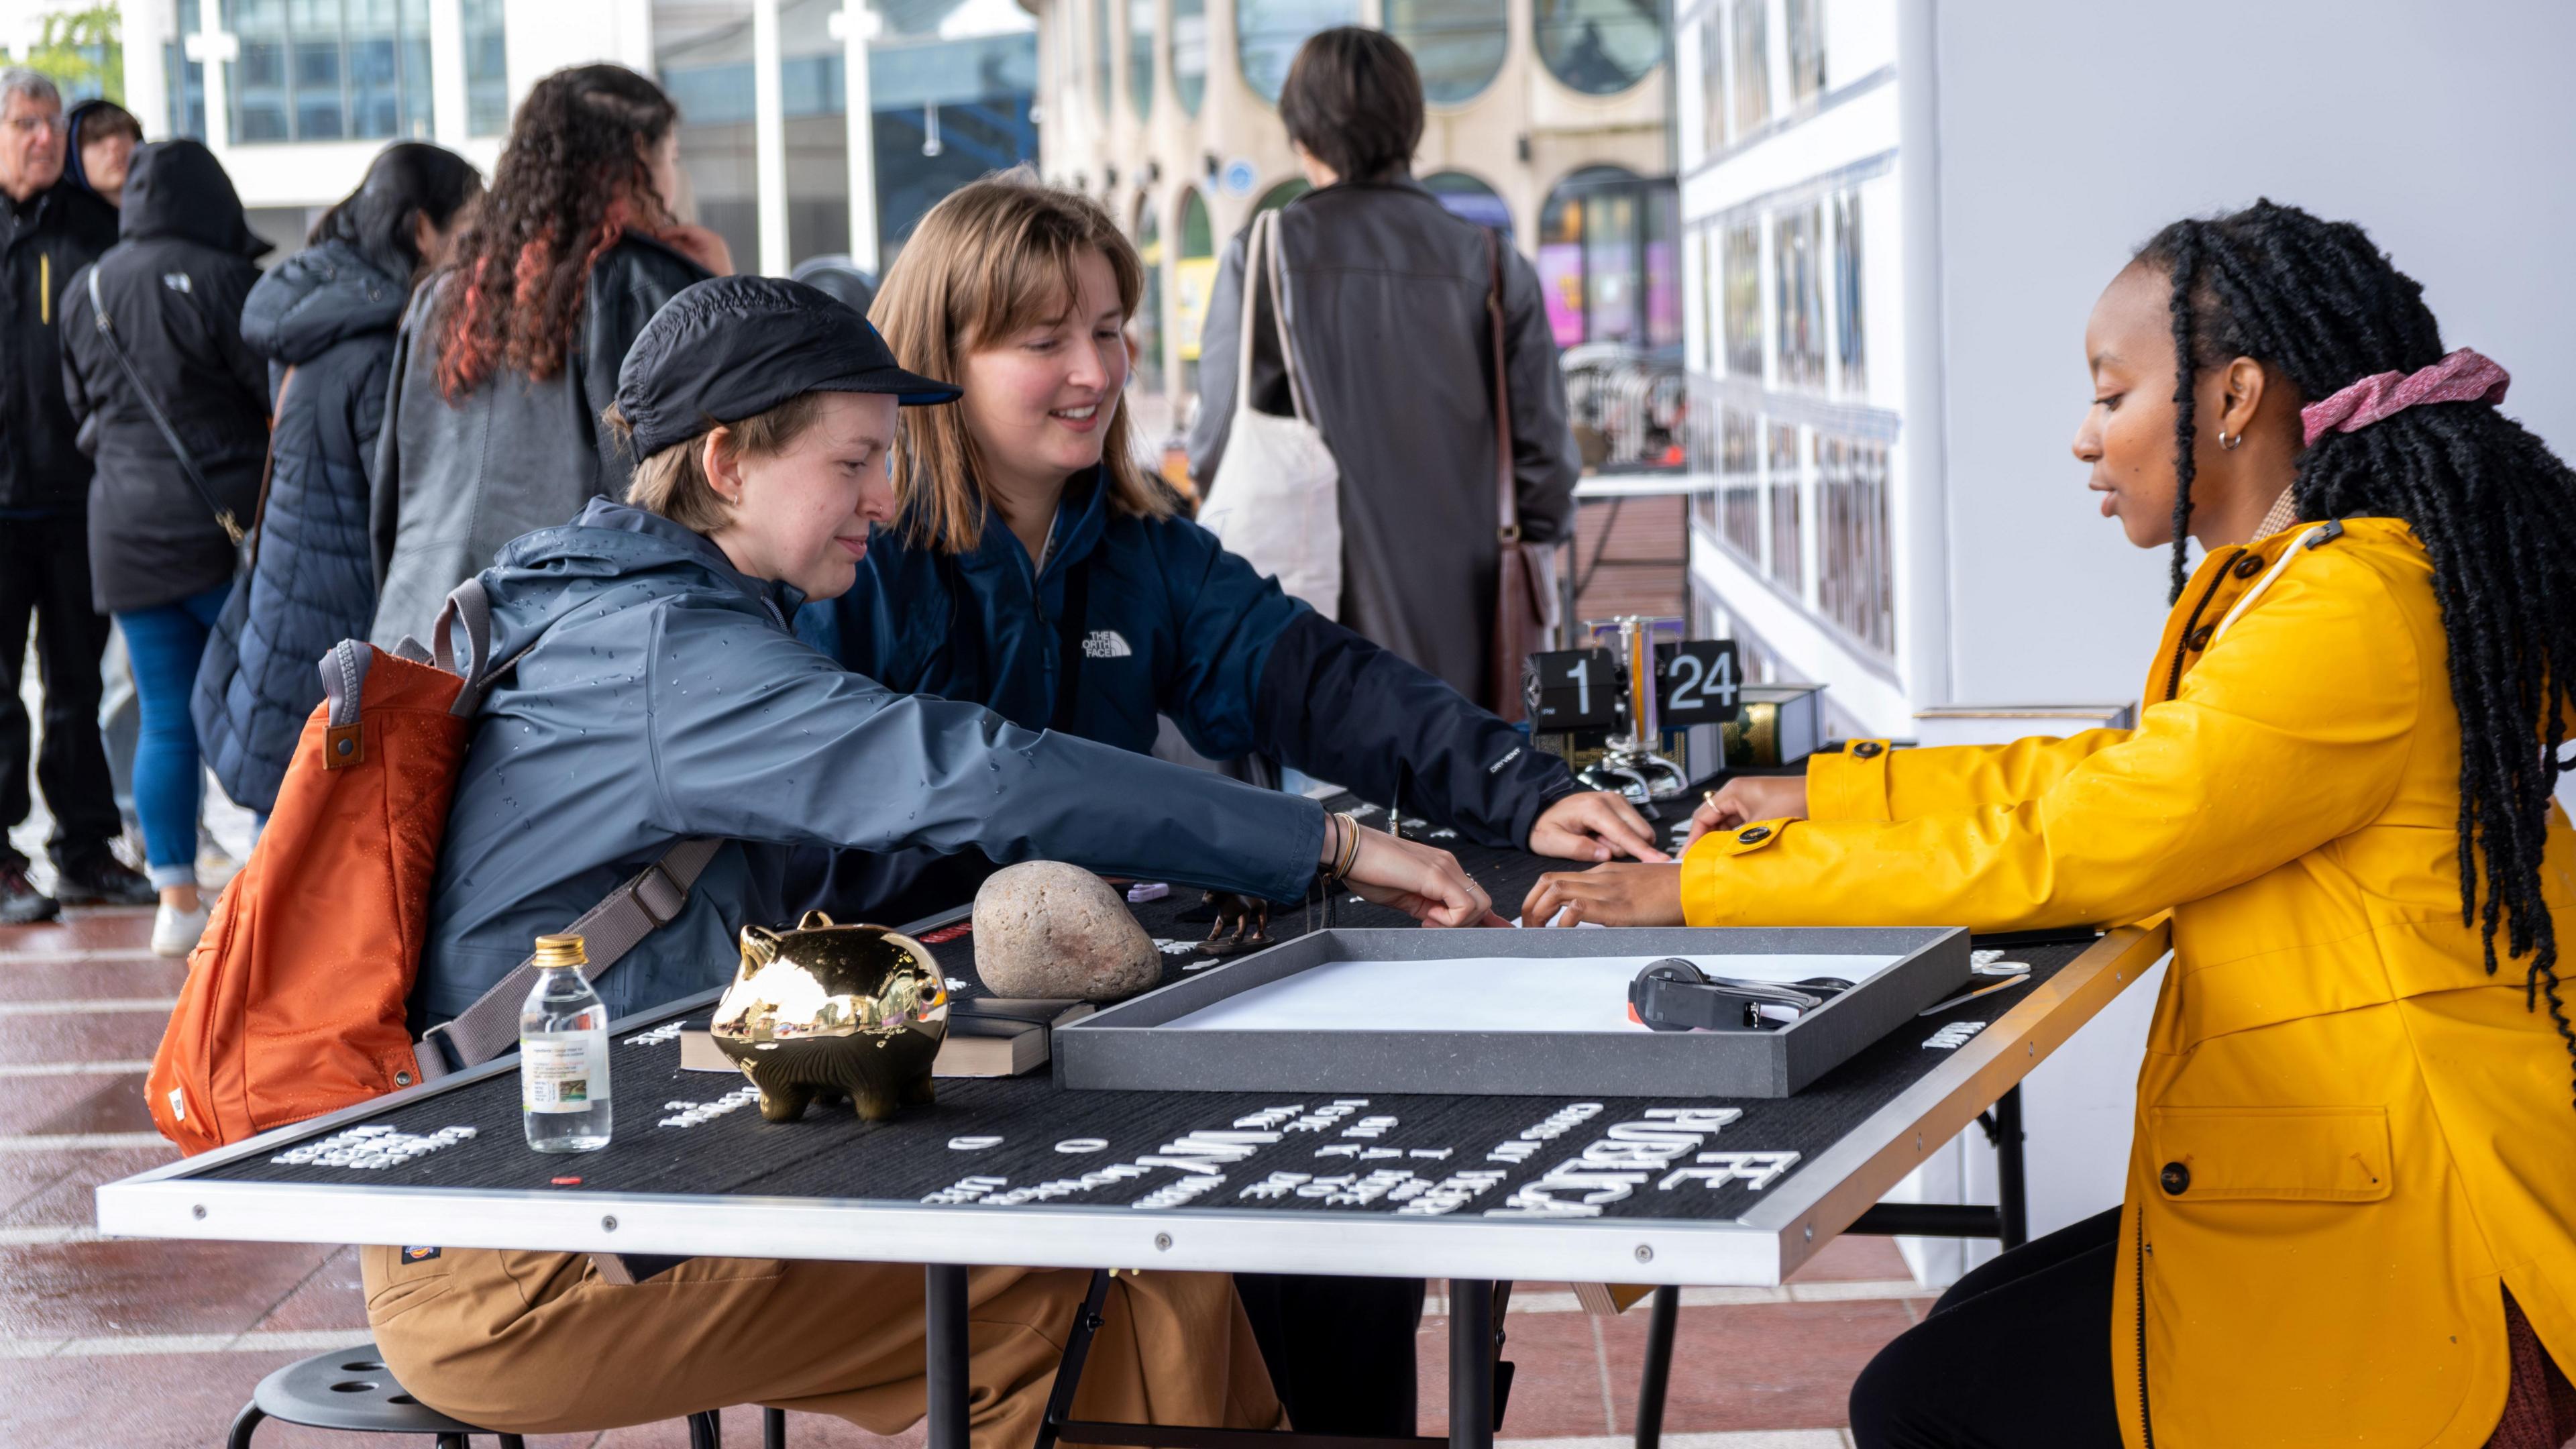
[193,144,480,816]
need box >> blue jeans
[115,584,233,891]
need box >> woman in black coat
[193,144,480,820]
[58,139,270,955]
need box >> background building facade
[1029,0,1679,439]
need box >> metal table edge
[1739,920,2172,1275]
[93,1177,1786,1285]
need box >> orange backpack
[148,582,712,1153]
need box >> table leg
[926,1263,970,1449]
[1449,1279,1495,1449]
[1995,1085,2029,1250]
[1633,1285,1679,1449]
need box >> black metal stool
[225,1342,786,1448]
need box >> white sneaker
[152,902,210,959]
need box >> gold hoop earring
[2217,430,2243,451]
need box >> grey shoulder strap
[417,836,723,1077]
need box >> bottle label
[522,1034,608,1114]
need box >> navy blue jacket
[792,470,1576,915]
[193,238,410,813]
[415,499,1324,1025]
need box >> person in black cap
[364,274,1495,1441]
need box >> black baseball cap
[614,275,959,459]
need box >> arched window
[1174,187,1218,394]
[1534,0,1666,96]
[1423,170,1511,235]
[1386,0,1507,105]
[1170,0,1207,114]
[1128,0,1155,119]
[1133,197,1166,395]
[1234,0,1361,105]
[1539,165,1686,351]
[1255,178,1310,214]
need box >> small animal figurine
[710,911,949,1122]
[1198,890,1273,957]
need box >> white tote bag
[1199,209,1343,619]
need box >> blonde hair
[605,393,828,533]
[872,172,1173,553]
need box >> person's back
[59,139,269,621]
[197,142,480,816]
[1187,30,1579,704]
[368,64,720,650]
[371,231,704,648]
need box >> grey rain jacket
[1188,178,1580,704]
[368,232,709,651]
[413,498,1327,1026]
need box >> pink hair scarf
[2301,347,2510,447]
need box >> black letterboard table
[97,803,2169,1449]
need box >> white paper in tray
[1159,954,1901,1034]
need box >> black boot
[53,849,157,908]
[0,859,60,925]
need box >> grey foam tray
[1055,926,1971,1098]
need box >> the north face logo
[1082,630,1132,659]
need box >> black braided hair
[2135,201,2576,1106]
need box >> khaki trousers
[360,1246,1285,1442]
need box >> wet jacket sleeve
[643,601,1326,903]
[1683,552,2418,931]
[1254,611,1580,849]
[1807,731,2134,822]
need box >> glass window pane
[1387,0,1507,106]
[1721,219,1760,376]
[1174,187,1216,395]
[1731,0,1769,135]
[1170,0,1205,114]
[1093,0,1112,119]
[1786,0,1824,103]
[1699,14,1725,152]
[1645,183,1680,350]
[1534,0,1666,97]
[1719,407,1758,560]
[1133,199,1164,395]
[1833,189,1864,395]
[1128,0,1155,119]
[1423,170,1509,235]
[464,0,510,136]
[1235,0,1360,106]
[1766,423,1801,589]
[1819,435,1892,655]
[1772,203,1822,392]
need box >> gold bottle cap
[533,934,588,969]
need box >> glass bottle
[521,932,612,1152]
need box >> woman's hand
[1332,817,1505,928]
[1681,776,1809,850]
[655,223,736,278]
[1528,790,1670,863]
[1519,863,1686,928]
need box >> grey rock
[973,861,1162,1002]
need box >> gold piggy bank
[710,911,949,1122]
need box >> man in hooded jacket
[0,66,148,922]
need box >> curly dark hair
[2136,200,2576,1103]
[433,64,677,398]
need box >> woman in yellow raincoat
[1522,201,2576,1448]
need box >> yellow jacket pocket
[2147,1106,2391,1203]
